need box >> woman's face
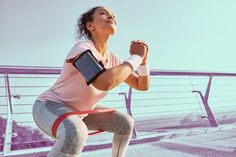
[89,7,117,36]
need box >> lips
[106,19,116,25]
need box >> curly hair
[75,6,102,40]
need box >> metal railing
[1,66,236,156]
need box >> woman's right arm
[92,41,147,91]
[91,62,133,91]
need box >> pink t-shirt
[37,40,122,112]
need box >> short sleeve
[66,40,94,63]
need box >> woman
[33,6,150,157]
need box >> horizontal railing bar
[5,136,114,146]
[4,140,54,145]
[137,122,208,130]
[0,85,51,88]
[6,76,58,79]
[133,101,199,106]
[210,99,236,103]
[0,94,236,101]
[134,108,200,115]
[209,105,236,109]
[150,70,236,77]
[100,99,124,102]
[1,66,236,77]
[152,77,236,80]
[215,89,236,91]
[8,93,121,96]
[9,100,233,108]
[134,109,202,115]
[214,111,236,115]
[133,90,192,94]
[208,103,236,107]
[7,103,126,107]
[11,95,39,97]
[6,103,32,106]
[12,112,32,115]
[0,92,208,98]
[151,84,236,87]
[108,92,123,95]
[1,83,236,89]
[16,121,35,124]
[2,90,236,96]
[208,94,236,97]
[5,75,234,80]
[135,115,193,122]
[0,85,126,88]
[131,97,197,101]
[148,90,236,93]
[11,108,203,116]
[107,106,125,109]
[0,93,121,98]
[206,96,236,99]
[132,102,199,108]
[148,84,205,87]
[0,66,61,74]
[151,77,208,80]
[146,89,236,93]
[144,95,236,99]
[8,107,236,116]
[12,104,197,112]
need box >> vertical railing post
[120,87,137,139]
[192,76,218,127]
[3,73,13,155]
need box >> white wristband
[137,64,150,76]
[124,55,142,71]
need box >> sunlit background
[1,1,236,156]
[1,0,236,72]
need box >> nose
[107,15,116,25]
[107,14,114,20]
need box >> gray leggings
[32,100,134,157]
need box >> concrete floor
[81,127,236,157]
[4,125,236,157]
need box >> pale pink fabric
[37,40,122,113]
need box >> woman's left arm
[124,67,150,91]
[125,40,150,91]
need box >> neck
[91,35,110,57]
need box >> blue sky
[1,0,236,72]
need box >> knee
[63,124,88,145]
[118,113,134,135]
[57,118,88,154]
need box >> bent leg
[33,100,88,157]
[82,105,134,157]
[48,115,88,157]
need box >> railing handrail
[151,69,236,77]
[0,65,61,75]
[1,66,236,77]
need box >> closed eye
[100,10,115,19]
[100,12,106,15]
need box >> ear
[86,21,95,32]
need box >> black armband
[72,49,106,85]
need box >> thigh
[82,105,134,134]
[32,100,79,138]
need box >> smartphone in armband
[72,49,106,85]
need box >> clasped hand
[129,40,149,65]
